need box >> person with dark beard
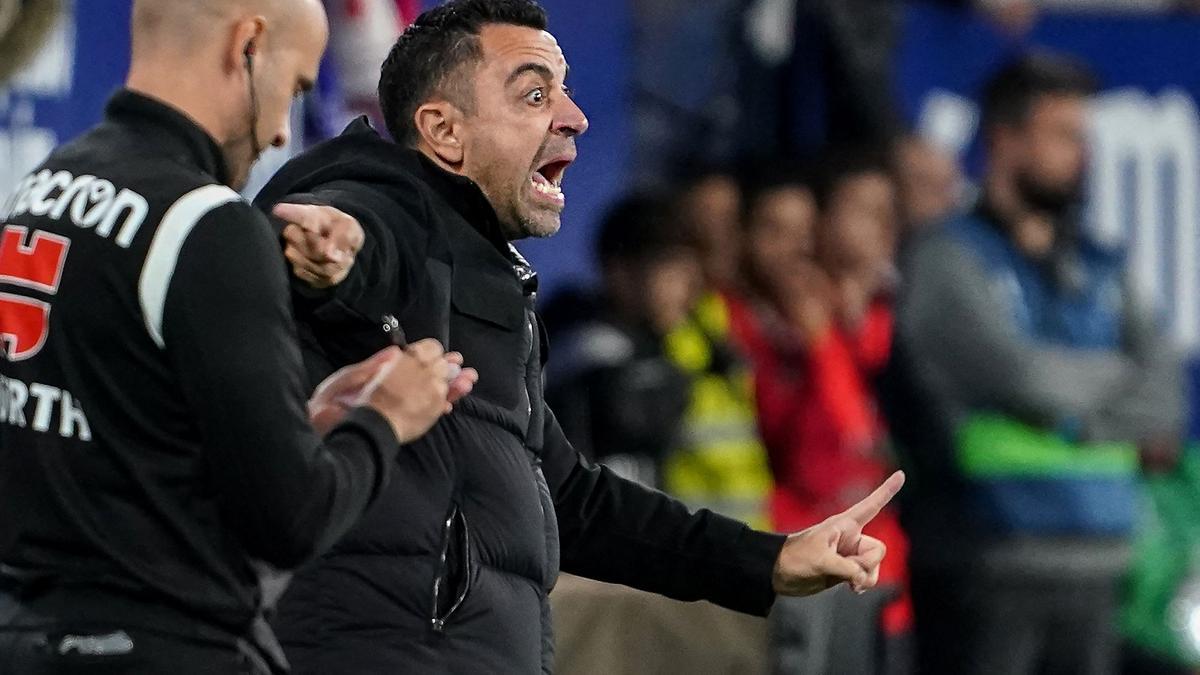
[885,53,1186,674]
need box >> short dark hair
[811,145,893,211]
[595,194,694,267]
[378,0,548,146]
[981,52,1099,132]
[673,160,738,192]
[740,157,813,227]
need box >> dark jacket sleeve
[541,405,787,616]
[259,183,430,328]
[1092,280,1187,440]
[161,201,400,569]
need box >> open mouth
[530,157,572,206]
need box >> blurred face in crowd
[819,171,898,279]
[642,250,703,335]
[745,185,818,290]
[679,174,742,288]
[433,24,589,240]
[895,137,961,230]
[607,250,702,336]
[998,93,1090,215]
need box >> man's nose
[553,95,589,138]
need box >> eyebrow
[506,62,555,87]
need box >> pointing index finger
[272,203,322,234]
[842,471,905,527]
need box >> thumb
[308,403,345,436]
[318,237,352,264]
[363,345,403,368]
[819,551,870,590]
[406,338,446,365]
[312,347,400,403]
[312,361,372,403]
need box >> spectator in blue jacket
[887,53,1186,675]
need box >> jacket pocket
[430,504,472,633]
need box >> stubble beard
[1016,167,1083,219]
[472,157,560,241]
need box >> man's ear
[414,101,465,165]
[227,15,266,75]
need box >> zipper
[430,507,472,633]
[430,508,455,633]
[441,511,472,627]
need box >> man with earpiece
[0,1,476,673]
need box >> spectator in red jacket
[727,151,911,674]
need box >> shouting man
[256,1,903,672]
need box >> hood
[253,117,511,252]
[254,117,428,209]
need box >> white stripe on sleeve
[138,184,241,348]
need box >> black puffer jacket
[254,118,786,674]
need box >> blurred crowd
[542,38,1197,675]
[543,132,941,673]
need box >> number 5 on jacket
[0,225,70,361]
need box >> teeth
[532,180,564,198]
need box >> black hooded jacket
[254,118,786,674]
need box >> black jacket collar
[330,118,510,254]
[415,150,539,296]
[105,89,231,186]
[412,152,511,254]
[364,122,535,294]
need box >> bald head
[126,0,328,189]
[131,0,322,59]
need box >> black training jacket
[254,118,787,674]
[0,91,400,671]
